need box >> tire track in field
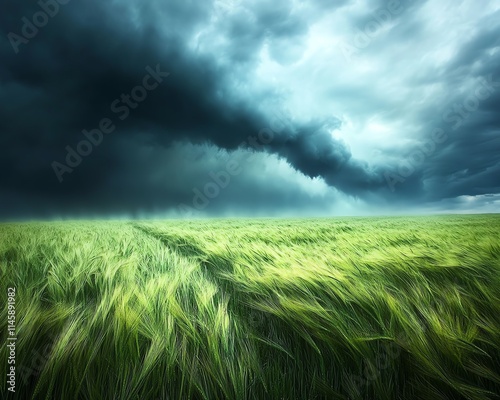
[130,222,233,295]
[129,222,270,333]
[130,223,238,295]
[130,221,240,315]
[131,222,206,259]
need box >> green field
[1,215,500,399]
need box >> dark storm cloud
[0,0,499,219]
[0,0,389,219]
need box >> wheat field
[1,215,499,399]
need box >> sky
[0,0,499,220]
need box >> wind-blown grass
[1,215,499,399]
